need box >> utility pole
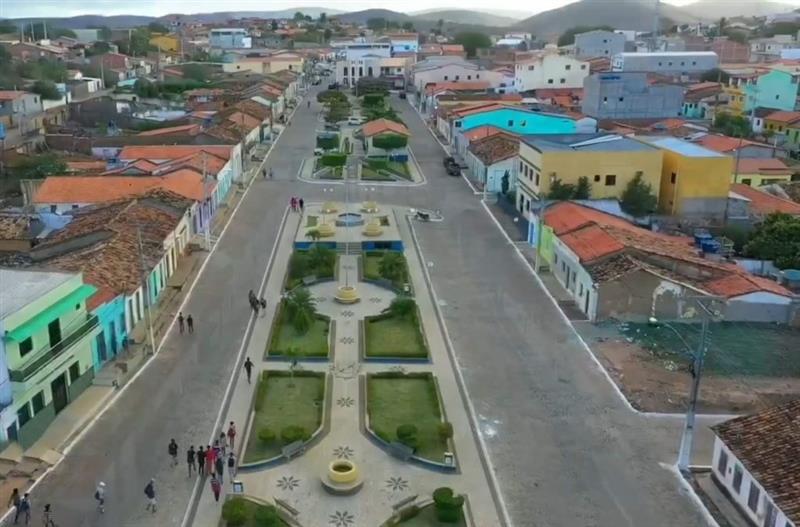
[136,226,157,357]
[42,20,47,40]
[652,0,660,52]
[203,152,211,251]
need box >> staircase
[336,242,362,254]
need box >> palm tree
[378,251,406,284]
[308,243,335,274]
[385,296,416,319]
[286,288,317,334]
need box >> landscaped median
[363,298,428,360]
[382,491,470,527]
[221,495,294,526]
[241,370,327,466]
[362,250,410,292]
[267,296,331,359]
[361,158,412,181]
[365,372,453,466]
[285,246,336,290]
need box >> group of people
[177,312,195,334]
[249,289,267,315]
[290,196,304,212]
[262,167,273,179]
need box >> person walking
[9,487,20,521]
[205,445,215,475]
[262,167,268,179]
[218,432,227,457]
[251,298,260,316]
[42,504,55,527]
[214,455,224,481]
[210,475,222,503]
[226,422,236,450]
[18,493,30,525]
[94,482,106,514]
[290,196,297,212]
[144,479,157,513]
[187,446,196,477]
[299,198,304,211]
[244,357,254,384]
[227,452,237,483]
[178,312,185,334]
[259,297,266,311]
[197,446,206,475]
[168,439,178,467]
[187,314,194,334]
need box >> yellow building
[515,133,662,213]
[640,136,733,218]
[732,158,794,187]
[149,34,180,53]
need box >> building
[750,35,795,62]
[691,133,781,159]
[744,68,800,113]
[574,30,626,60]
[210,28,251,49]
[763,110,800,140]
[149,34,180,53]
[0,90,43,127]
[711,37,750,63]
[411,56,496,93]
[336,56,406,88]
[386,33,419,54]
[8,41,70,62]
[711,400,800,527]
[732,158,794,187]
[513,52,590,92]
[465,134,519,193]
[729,183,800,221]
[582,72,685,120]
[420,81,493,114]
[611,52,719,76]
[640,136,733,218]
[681,82,724,119]
[535,201,795,322]
[516,133,662,213]
[0,269,100,449]
[360,119,410,159]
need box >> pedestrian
[290,196,297,212]
[18,493,30,525]
[227,452,237,482]
[269,168,274,179]
[227,421,236,450]
[244,357,253,384]
[8,487,19,519]
[259,297,266,311]
[214,455,224,480]
[299,198,304,211]
[42,504,55,527]
[197,446,206,475]
[263,167,268,179]
[144,479,157,513]
[218,432,227,457]
[210,475,222,503]
[205,445,215,475]
[307,100,310,108]
[178,312,184,334]
[248,289,256,304]
[187,445,196,477]
[187,314,194,334]
[252,299,260,316]
[168,439,178,467]
[94,482,106,514]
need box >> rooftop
[0,269,75,320]
[616,51,719,57]
[735,157,792,175]
[640,136,726,157]
[691,133,771,153]
[521,133,657,153]
[468,134,519,165]
[361,118,410,137]
[765,110,800,124]
[712,399,800,524]
[118,145,232,161]
[0,90,29,101]
[730,183,800,216]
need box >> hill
[513,0,701,40]
[7,14,155,29]
[411,9,518,27]
[680,0,794,19]
[335,9,411,25]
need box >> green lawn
[268,304,330,358]
[361,166,394,181]
[242,372,325,463]
[306,215,318,228]
[221,497,291,527]
[362,251,409,288]
[398,503,467,526]
[365,314,428,359]
[367,374,447,461]
[387,161,412,180]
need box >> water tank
[700,239,720,254]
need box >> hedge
[321,153,347,167]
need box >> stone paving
[193,205,503,526]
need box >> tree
[271,20,279,31]
[134,78,159,98]
[319,12,327,23]
[744,213,800,269]
[26,23,75,40]
[501,171,510,195]
[293,11,305,21]
[84,41,111,57]
[285,288,317,334]
[182,63,207,82]
[307,243,335,274]
[30,80,61,100]
[713,111,751,138]
[147,22,170,33]
[379,251,407,284]
[367,17,387,31]
[574,176,591,199]
[323,28,332,41]
[725,30,748,45]
[402,21,415,31]
[453,31,491,58]
[385,296,416,319]
[436,19,444,32]
[717,17,727,36]
[432,487,465,523]
[547,177,576,200]
[0,22,18,34]
[700,67,729,83]
[16,154,67,179]
[557,25,614,47]
[372,133,408,155]
[620,172,658,217]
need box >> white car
[313,148,324,156]
[347,116,365,125]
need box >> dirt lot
[576,321,800,414]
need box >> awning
[5,284,97,342]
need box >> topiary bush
[281,425,310,444]
[433,487,465,523]
[258,427,276,443]
[438,421,454,442]
[222,497,248,526]
[320,152,347,167]
[253,504,281,527]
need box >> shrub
[281,425,310,444]
[288,251,311,279]
[438,421,454,441]
[368,158,389,170]
[320,153,347,167]
[385,296,416,319]
[363,93,384,107]
[316,134,339,150]
[396,423,418,448]
[373,133,408,151]
[222,497,248,526]
[433,487,465,523]
[253,505,281,527]
[379,251,407,284]
[258,427,276,443]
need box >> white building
[711,400,800,527]
[611,51,719,75]
[209,28,251,50]
[514,52,590,92]
[411,56,507,93]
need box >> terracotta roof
[137,124,202,137]
[224,111,261,130]
[441,44,464,53]
[692,134,770,153]
[0,90,28,101]
[731,183,800,216]
[102,159,160,175]
[735,158,793,175]
[560,224,626,262]
[462,126,506,142]
[65,160,107,173]
[152,151,228,177]
[185,88,225,97]
[765,110,800,124]
[34,170,213,204]
[467,134,519,166]
[705,273,794,298]
[425,81,490,95]
[118,145,232,162]
[361,118,410,137]
[712,399,800,524]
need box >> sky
[2,0,799,19]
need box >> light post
[648,297,720,475]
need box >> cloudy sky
[2,0,799,19]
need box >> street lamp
[648,297,721,475]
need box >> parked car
[324,123,341,131]
[446,164,461,177]
[347,116,365,125]
[443,156,456,168]
[313,148,324,156]
[327,82,339,90]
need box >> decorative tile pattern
[369,297,382,303]
[329,511,355,527]
[385,476,409,492]
[338,336,355,344]
[340,310,355,318]
[336,396,355,408]
[276,476,300,491]
[389,365,406,374]
[333,445,354,459]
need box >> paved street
[24,88,719,527]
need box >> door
[51,373,68,414]
[96,332,107,363]
[584,290,590,314]
[48,319,62,348]
[109,321,117,356]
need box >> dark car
[446,164,461,177]
[399,92,407,99]
[327,82,339,90]
[443,156,456,168]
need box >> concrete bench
[388,441,414,461]
[281,441,306,460]
[301,275,317,286]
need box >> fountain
[321,201,339,214]
[321,459,363,495]
[362,219,383,237]
[334,285,360,304]
[361,201,379,213]
[335,212,364,227]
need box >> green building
[0,269,100,449]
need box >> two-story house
[744,68,800,113]
[514,52,590,93]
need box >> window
[507,120,514,127]
[50,205,57,213]
[32,392,45,414]
[565,64,571,70]
[519,161,523,171]
[528,65,534,71]
[668,62,673,66]
[603,96,608,103]
[520,120,526,127]
[605,174,616,186]
[455,75,460,81]
[358,67,363,76]
[547,78,553,84]
[717,449,728,474]
[467,75,471,80]
[747,482,760,512]
[476,74,480,79]
[732,464,743,494]
[670,172,677,184]
[581,64,587,69]
[742,178,752,185]
[603,39,607,43]
[560,78,566,84]
[71,204,79,210]
[444,75,448,80]
[764,501,777,527]
[680,61,685,66]
[619,97,624,102]
[658,62,662,66]
[19,337,33,358]
[692,61,696,65]
[17,403,31,427]
[594,174,601,182]
[535,172,540,186]
[454,121,462,128]
[69,361,80,383]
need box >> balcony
[9,314,99,384]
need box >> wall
[91,295,127,371]
[596,269,690,321]
[612,52,719,74]
[723,292,795,323]
[733,170,793,187]
[746,70,798,112]
[458,108,577,136]
[551,238,597,319]
[658,151,733,218]
[513,54,590,92]
[712,437,795,527]
[412,63,480,92]
[582,73,684,119]
[575,31,625,60]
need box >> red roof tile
[425,81,490,95]
[467,134,519,165]
[361,118,410,137]
[462,126,506,142]
[735,158,792,175]
[137,124,202,136]
[118,145,232,161]
[731,183,800,216]
[693,134,770,153]
[559,224,625,262]
[765,110,800,124]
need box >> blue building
[90,294,128,372]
